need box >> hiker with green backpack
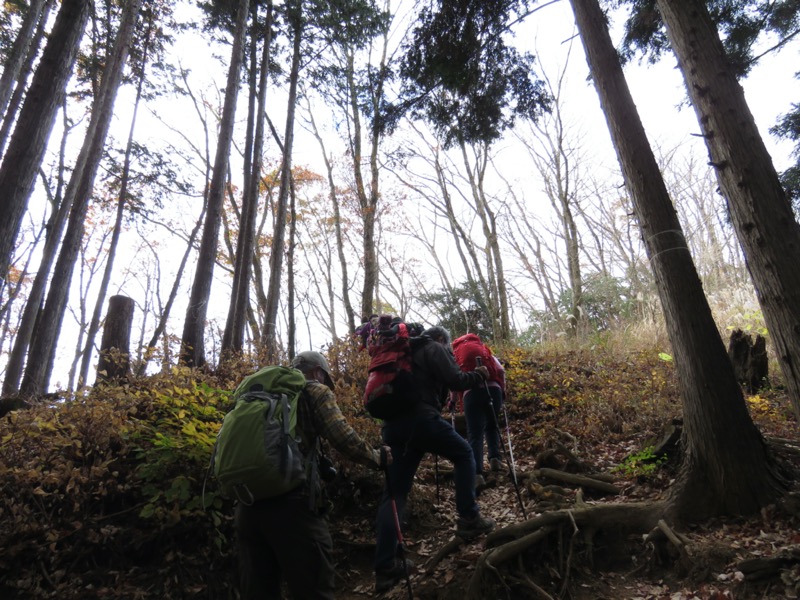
[216,351,391,600]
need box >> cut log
[97,295,135,384]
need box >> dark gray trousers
[235,489,334,600]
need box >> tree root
[465,501,667,599]
[531,468,621,495]
[424,536,465,573]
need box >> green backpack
[212,366,311,504]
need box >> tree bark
[19,0,141,398]
[96,295,134,384]
[180,0,250,367]
[262,0,302,357]
[301,93,357,334]
[222,0,273,358]
[0,0,90,287]
[655,0,800,420]
[78,15,153,388]
[0,1,53,158]
[0,0,50,125]
[2,112,74,396]
[569,0,785,520]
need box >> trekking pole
[475,357,527,519]
[382,453,413,600]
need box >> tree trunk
[0,0,90,286]
[288,174,297,360]
[262,0,302,357]
[655,0,800,420]
[569,0,785,520]
[302,94,357,333]
[96,295,134,384]
[180,0,250,367]
[78,16,153,388]
[0,0,50,125]
[0,1,52,158]
[460,140,511,340]
[2,116,74,396]
[19,0,141,398]
[222,0,272,358]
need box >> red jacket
[452,334,504,389]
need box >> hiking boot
[375,558,412,593]
[456,514,496,539]
[490,458,503,472]
[474,474,486,489]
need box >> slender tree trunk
[302,95,357,333]
[656,0,800,420]
[180,0,250,367]
[569,0,785,520]
[77,17,153,388]
[0,2,52,158]
[19,0,142,397]
[263,0,302,357]
[0,0,50,125]
[2,107,74,396]
[288,175,297,359]
[0,0,90,287]
[459,140,511,340]
[223,0,273,357]
[136,211,206,377]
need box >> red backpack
[363,316,422,419]
[452,333,502,387]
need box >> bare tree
[515,55,586,337]
[222,0,273,358]
[0,0,90,292]
[19,0,141,397]
[0,0,52,130]
[180,0,250,368]
[263,0,302,357]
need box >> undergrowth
[0,334,794,599]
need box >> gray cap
[291,350,335,389]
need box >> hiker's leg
[247,492,334,600]
[419,415,479,518]
[279,504,335,600]
[463,389,487,475]
[375,417,423,570]
[485,386,503,462]
[235,503,284,600]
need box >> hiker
[373,326,496,593]
[235,351,391,600]
[355,314,379,350]
[452,333,506,488]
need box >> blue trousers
[463,386,503,475]
[374,413,478,570]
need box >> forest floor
[1,344,799,599]
[324,348,800,600]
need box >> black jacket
[410,337,485,416]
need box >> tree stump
[727,329,769,394]
[97,295,135,384]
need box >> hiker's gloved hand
[379,446,393,469]
[474,366,490,380]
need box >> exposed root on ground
[464,501,667,599]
